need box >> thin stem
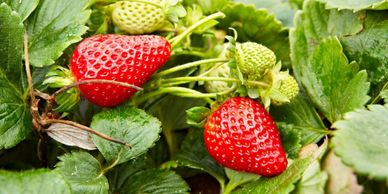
[198,62,226,77]
[156,58,229,77]
[137,86,236,104]
[24,32,34,100]
[52,79,143,98]
[161,76,269,87]
[43,119,130,147]
[169,12,226,48]
[371,81,388,104]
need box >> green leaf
[332,104,388,179]
[297,37,370,123]
[0,0,39,21]
[175,129,226,189]
[0,73,31,149]
[270,94,327,145]
[55,151,109,194]
[277,123,302,159]
[316,0,388,11]
[341,11,388,97]
[192,0,230,14]
[0,3,24,84]
[0,169,71,194]
[234,157,313,194]
[91,105,162,165]
[236,0,297,27]
[26,0,91,67]
[224,168,260,194]
[327,10,364,36]
[148,95,207,130]
[294,160,328,194]
[186,106,211,128]
[219,2,291,66]
[118,169,189,194]
[381,88,388,104]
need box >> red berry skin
[204,97,288,176]
[70,34,171,107]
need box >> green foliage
[277,123,302,159]
[316,0,388,11]
[341,11,388,97]
[236,0,297,27]
[234,157,314,194]
[270,94,327,145]
[224,168,260,194]
[219,2,291,66]
[332,105,388,179]
[0,0,39,21]
[174,129,226,189]
[118,169,189,194]
[0,169,71,194]
[0,3,24,84]
[91,105,162,165]
[0,72,31,149]
[26,0,91,67]
[55,151,109,194]
[300,37,369,123]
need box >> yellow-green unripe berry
[111,0,166,35]
[205,63,233,93]
[236,42,276,78]
[273,74,299,105]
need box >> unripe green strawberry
[236,42,276,79]
[272,72,299,105]
[204,63,233,93]
[111,0,166,34]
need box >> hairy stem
[43,119,130,147]
[155,58,229,77]
[169,12,226,48]
[161,76,269,87]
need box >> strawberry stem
[169,11,226,48]
[155,58,229,77]
[160,76,269,87]
[134,86,237,104]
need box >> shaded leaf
[46,123,97,150]
[175,129,226,189]
[0,73,31,149]
[218,2,291,66]
[27,0,91,67]
[316,0,388,11]
[0,0,39,21]
[91,105,162,165]
[119,169,189,194]
[271,94,327,145]
[56,151,109,194]
[0,169,71,194]
[277,123,302,159]
[332,105,388,179]
[0,3,24,84]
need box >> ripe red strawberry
[204,97,287,176]
[70,34,171,107]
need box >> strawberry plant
[0,0,388,193]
